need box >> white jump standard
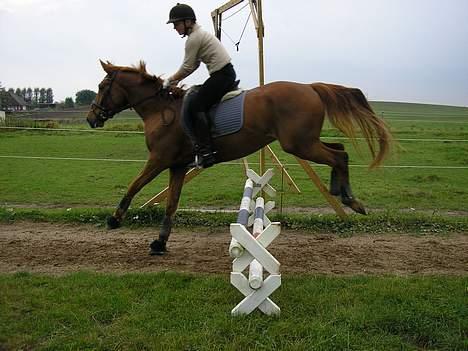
[229,169,281,316]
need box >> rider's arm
[168,34,201,84]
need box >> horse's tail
[311,82,392,168]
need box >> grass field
[1,102,467,350]
[1,101,467,212]
[1,272,467,350]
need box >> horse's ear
[100,59,111,73]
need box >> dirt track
[0,222,467,275]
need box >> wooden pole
[256,0,265,86]
[254,0,266,179]
[140,168,203,208]
[265,146,300,193]
[295,157,347,219]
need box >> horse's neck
[134,95,183,127]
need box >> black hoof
[341,197,367,215]
[149,239,167,256]
[107,216,121,229]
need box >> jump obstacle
[229,168,281,316]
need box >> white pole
[248,197,265,289]
[229,178,254,258]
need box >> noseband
[91,71,167,123]
[91,71,123,122]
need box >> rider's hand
[163,79,172,89]
[164,78,179,89]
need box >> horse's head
[87,60,130,128]
[87,60,133,128]
[87,60,183,128]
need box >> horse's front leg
[150,166,187,255]
[108,158,164,229]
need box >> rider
[164,3,237,169]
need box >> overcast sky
[1,0,467,106]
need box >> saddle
[181,80,246,139]
[184,80,241,106]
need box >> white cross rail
[229,169,281,316]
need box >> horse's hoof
[149,239,167,256]
[107,216,121,229]
[341,197,367,215]
[349,200,367,215]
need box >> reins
[91,71,178,124]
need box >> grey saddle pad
[181,87,246,139]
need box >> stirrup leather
[189,150,217,169]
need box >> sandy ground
[0,222,467,276]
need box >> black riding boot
[188,112,217,169]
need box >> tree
[0,92,6,111]
[39,88,46,104]
[64,97,74,108]
[46,88,54,104]
[33,88,40,106]
[15,88,22,97]
[0,82,7,110]
[26,87,33,103]
[75,89,97,105]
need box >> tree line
[0,81,97,110]
[64,90,97,108]
[5,86,54,105]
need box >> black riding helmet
[167,3,196,24]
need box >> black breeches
[190,63,236,113]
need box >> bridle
[91,70,167,123]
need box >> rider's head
[167,3,196,37]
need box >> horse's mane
[103,60,186,99]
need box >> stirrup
[188,151,217,169]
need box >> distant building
[0,91,30,111]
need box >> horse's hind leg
[150,166,186,255]
[322,142,344,196]
[291,140,366,215]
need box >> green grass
[0,134,466,211]
[0,272,466,350]
[372,101,468,116]
[1,102,467,212]
[1,103,467,351]
[1,207,467,234]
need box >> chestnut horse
[87,60,392,255]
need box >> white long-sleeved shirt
[170,24,231,82]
